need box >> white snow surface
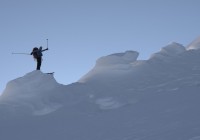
[187,36,200,50]
[1,39,200,140]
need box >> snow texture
[1,38,200,140]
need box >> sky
[1,0,200,94]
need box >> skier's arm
[39,46,48,52]
[30,49,38,55]
[42,48,48,52]
[30,50,35,55]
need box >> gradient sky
[1,0,200,94]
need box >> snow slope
[1,39,200,140]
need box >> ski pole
[47,39,49,49]
[12,52,30,55]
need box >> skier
[30,46,48,70]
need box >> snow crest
[0,71,62,116]
[150,42,186,61]
[187,36,200,50]
[79,51,139,83]
[96,50,139,66]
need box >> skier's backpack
[32,47,39,59]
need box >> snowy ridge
[149,42,186,61]
[1,38,200,140]
[0,71,62,116]
[79,42,186,83]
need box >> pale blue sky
[1,0,200,94]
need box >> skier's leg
[37,57,42,70]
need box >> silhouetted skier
[30,46,48,70]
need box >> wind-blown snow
[187,36,200,50]
[1,38,200,140]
